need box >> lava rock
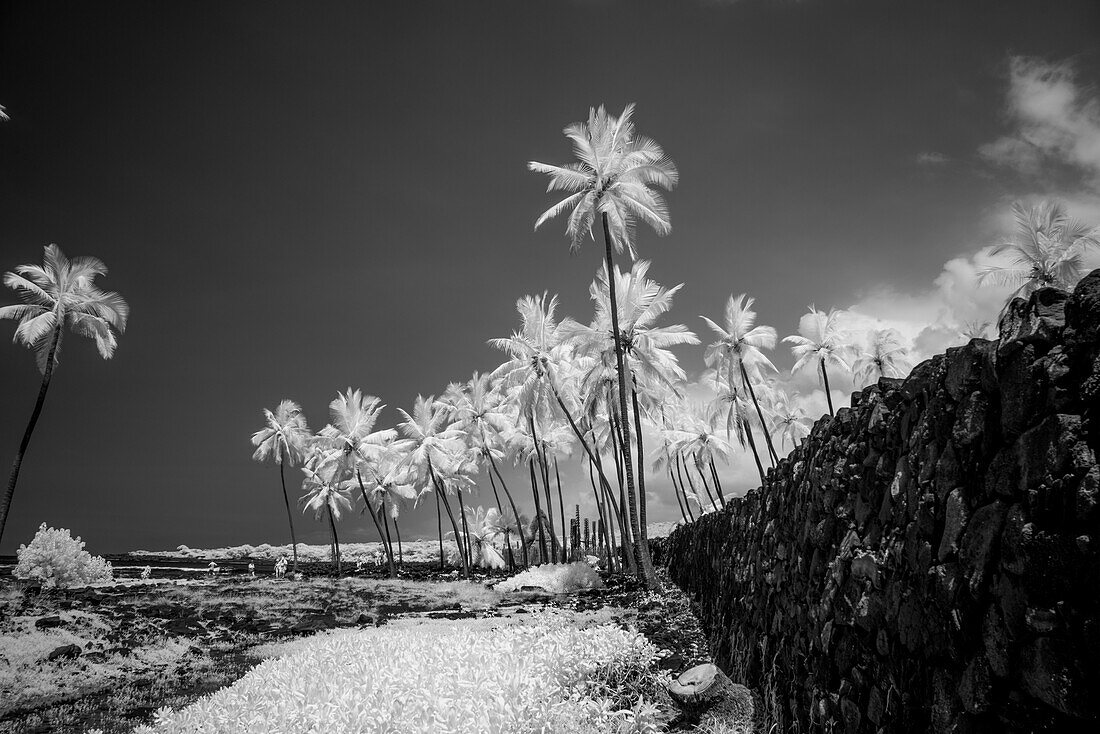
[34,615,63,629]
[46,644,81,661]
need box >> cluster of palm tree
[6,105,1097,594]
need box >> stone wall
[659,272,1100,732]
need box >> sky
[1,0,1098,554]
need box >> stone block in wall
[959,501,1008,597]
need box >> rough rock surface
[659,272,1100,733]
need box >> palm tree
[251,400,312,573]
[394,395,470,577]
[978,200,1099,303]
[784,306,849,417]
[443,373,529,568]
[852,329,912,387]
[313,388,398,576]
[701,294,780,466]
[300,459,354,574]
[558,261,697,581]
[0,245,129,544]
[770,396,812,454]
[529,104,677,589]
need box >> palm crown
[529,103,679,258]
[1,244,129,372]
[701,294,778,384]
[852,329,911,387]
[978,200,1100,300]
[251,400,312,466]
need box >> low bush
[494,562,605,594]
[13,523,113,588]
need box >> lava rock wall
[660,272,1100,732]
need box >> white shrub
[494,562,605,594]
[13,523,113,588]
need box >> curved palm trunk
[356,471,395,577]
[0,325,61,546]
[669,466,689,523]
[693,455,722,509]
[685,453,717,511]
[394,518,403,566]
[428,459,470,578]
[601,213,656,587]
[277,451,300,574]
[456,485,472,567]
[553,456,567,562]
[327,505,341,575]
[708,460,727,505]
[485,445,529,569]
[527,459,548,562]
[740,362,779,466]
[547,382,621,558]
[629,376,653,568]
[529,415,560,562]
[379,505,396,576]
[674,455,696,521]
[435,491,444,571]
[593,444,630,573]
[821,360,836,417]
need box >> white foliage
[13,523,113,588]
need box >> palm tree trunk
[674,455,697,520]
[693,455,722,509]
[435,491,444,571]
[456,484,472,567]
[821,360,835,417]
[553,456,567,562]
[483,440,529,569]
[708,459,726,505]
[0,325,61,546]
[685,453,717,511]
[601,213,656,587]
[547,381,621,555]
[327,505,341,575]
[669,466,689,523]
[593,444,630,573]
[356,471,395,577]
[277,450,300,574]
[484,451,504,513]
[527,459,548,562]
[740,362,779,466]
[587,457,613,569]
[608,407,635,554]
[380,504,396,577]
[529,414,560,562]
[428,459,470,578]
[629,376,653,573]
[395,518,403,566]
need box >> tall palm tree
[558,261,696,581]
[0,245,129,545]
[394,395,470,577]
[251,400,312,573]
[784,306,849,417]
[978,200,1099,303]
[300,457,354,574]
[529,104,677,588]
[701,294,780,466]
[313,388,398,576]
[852,329,912,387]
[443,372,529,567]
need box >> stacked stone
[661,271,1100,733]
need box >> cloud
[980,56,1100,190]
[916,151,950,166]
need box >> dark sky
[2,0,1098,553]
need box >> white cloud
[980,56,1100,191]
[917,151,950,166]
